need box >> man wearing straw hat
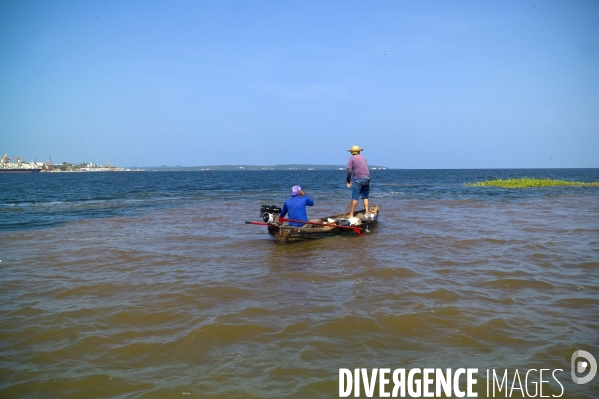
[346,145,370,218]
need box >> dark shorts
[352,177,370,200]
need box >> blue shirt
[280,195,314,226]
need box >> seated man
[280,185,314,227]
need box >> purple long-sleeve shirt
[346,154,370,183]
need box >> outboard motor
[260,205,281,224]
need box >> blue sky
[1,0,598,168]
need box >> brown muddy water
[0,170,598,398]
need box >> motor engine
[260,204,281,224]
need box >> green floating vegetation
[465,177,599,188]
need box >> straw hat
[347,145,364,153]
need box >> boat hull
[267,206,379,244]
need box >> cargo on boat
[246,204,380,244]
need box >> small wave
[422,288,465,302]
[0,200,64,208]
[483,278,556,290]
[457,317,532,347]
[0,374,154,398]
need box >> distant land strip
[135,164,390,171]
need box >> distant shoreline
[27,165,599,172]
[122,166,597,171]
[36,165,390,173]
[126,164,390,171]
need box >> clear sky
[1,0,598,168]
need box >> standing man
[346,145,370,218]
[280,185,314,227]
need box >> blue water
[2,169,598,231]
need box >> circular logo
[571,350,597,385]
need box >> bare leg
[349,200,357,217]
[363,198,369,214]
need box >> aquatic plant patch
[465,178,599,188]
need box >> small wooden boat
[247,205,380,244]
